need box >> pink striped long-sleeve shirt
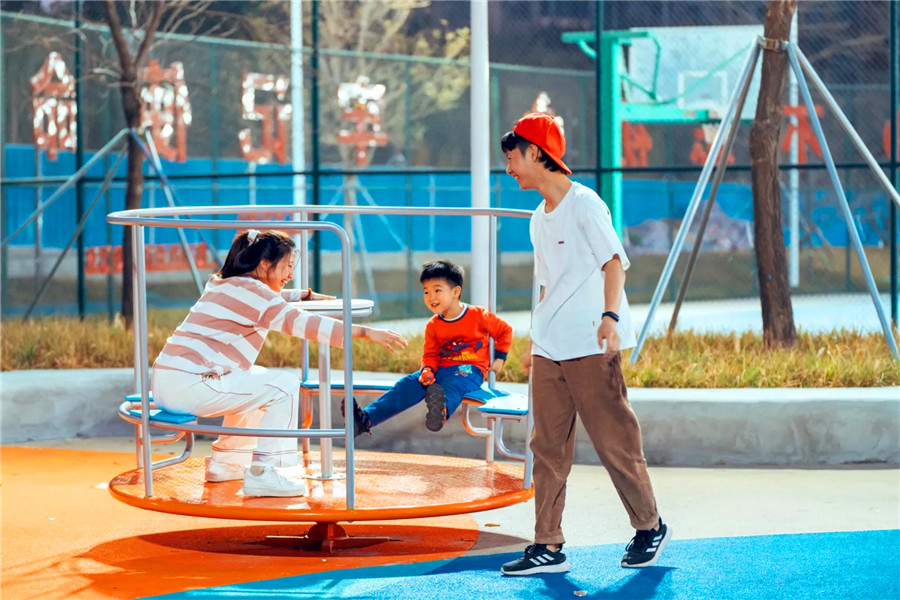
[153,275,344,375]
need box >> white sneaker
[205,460,245,483]
[242,466,308,498]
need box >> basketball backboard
[624,25,763,121]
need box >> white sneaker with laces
[205,460,245,483]
[242,466,308,497]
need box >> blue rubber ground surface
[143,529,900,600]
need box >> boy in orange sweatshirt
[346,260,512,434]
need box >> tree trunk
[120,82,143,329]
[749,0,797,349]
[103,0,164,329]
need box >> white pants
[151,366,301,467]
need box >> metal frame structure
[631,38,900,364]
[106,203,536,507]
[0,128,222,318]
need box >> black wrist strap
[602,310,620,322]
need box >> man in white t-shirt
[498,113,671,576]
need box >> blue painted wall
[3,145,889,252]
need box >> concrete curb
[1,368,897,466]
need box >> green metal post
[599,33,623,234]
[594,2,606,226]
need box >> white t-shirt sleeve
[578,195,631,272]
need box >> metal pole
[487,213,497,388]
[794,48,900,210]
[23,151,126,320]
[787,44,899,359]
[310,0,322,291]
[101,70,114,323]
[133,224,154,497]
[290,0,307,303]
[470,0,490,309]
[668,48,756,334]
[788,10,800,287]
[1,129,130,248]
[75,0,86,318]
[891,0,898,327]
[523,274,540,490]
[631,42,761,364]
[138,131,204,294]
[405,59,414,316]
[0,13,5,317]
[340,227,355,509]
[209,44,221,254]
[34,132,43,300]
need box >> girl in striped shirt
[152,229,407,497]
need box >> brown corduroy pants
[530,352,659,545]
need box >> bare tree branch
[160,1,211,37]
[103,0,133,77]
[133,1,165,69]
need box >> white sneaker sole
[621,525,673,568]
[501,560,570,576]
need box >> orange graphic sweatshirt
[421,305,513,376]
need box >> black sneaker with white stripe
[501,543,570,576]
[621,518,672,568]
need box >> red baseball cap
[513,112,572,175]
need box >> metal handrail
[108,204,536,503]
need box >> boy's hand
[489,358,506,374]
[366,328,408,353]
[418,367,435,385]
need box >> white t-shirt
[530,181,637,361]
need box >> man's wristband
[602,310,620,322]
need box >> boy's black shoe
[621,518,671,568]
[424,383,447,432]
[501,543,570,576]
[340,397,371,437]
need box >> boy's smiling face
[422,278,461,316]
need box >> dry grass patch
[2,315,898,388]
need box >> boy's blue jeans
[363,364,484,428]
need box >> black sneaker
[501,544,570,576]
[424,383,447,432]
[340,397,371,437]
[621,518,672,568]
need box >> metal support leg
[668,53,758,333]
[631,42,761,363]
[787,45,899,359]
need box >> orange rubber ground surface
[1,447,483,600]
[109,451,532,522]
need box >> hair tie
[247,229,260,244]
